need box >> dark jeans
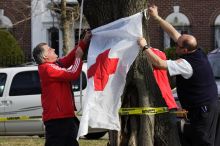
[214,100,220,146]
[44,117,79,146]
[187,101,219,146]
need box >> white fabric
[166,58,193,79]
[77,13,143,139]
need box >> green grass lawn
[0,136,108,146]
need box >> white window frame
[164,6,190,49]
[215,15,220,49]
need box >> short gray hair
[32,43,47,64]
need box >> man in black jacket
[138,5,219,146]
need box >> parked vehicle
[208,48,220,97]
[0,62,107,139]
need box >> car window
[9,71,41,96]
[0,73,7,97]
[72,71,87,92]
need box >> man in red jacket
[33,31,91,146]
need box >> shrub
[164,47,177,60]
[0,29,24,67]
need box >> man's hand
[138,38,168,69]
[75,47,84,58]
[137,37,147,49]
[148,5,161,21]
[83,30,92,45]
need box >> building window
[215,26,220,48]
[215,15,220,49]
[48,27,59,56]
[164,6,190,49]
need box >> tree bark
[61,0,74,54]
[78,0,181,146]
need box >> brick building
[148,0,220,51]
[0,0,220,59]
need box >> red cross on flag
[77,13,143,139]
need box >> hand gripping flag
[77,13,143,139]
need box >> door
[4,70,44,135]
[0,73,7,134]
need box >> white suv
[0,63,107,139]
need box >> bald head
[178,34,197,51]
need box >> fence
[0,55,33,67]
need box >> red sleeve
[58,40,87,68]
[150,48,178,109]
[45,58,83,81]
[78,41,87,52]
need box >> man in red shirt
[33,31,91,146]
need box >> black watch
[143,45,151,51]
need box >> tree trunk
[61,0,74,54]
[78,0,181,146]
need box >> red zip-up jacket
[38,41,86,122]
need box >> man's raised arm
[148,5,181,42]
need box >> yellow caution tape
[0,116,42,122]
[119,107,169,115]
[0,108,188,121]
[119,107,188,116]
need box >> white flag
[77,13,143,139]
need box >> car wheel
[84,132,107,139]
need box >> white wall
[31,0,60,52]
[31,0,80,57]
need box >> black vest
[176,48,217,109]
